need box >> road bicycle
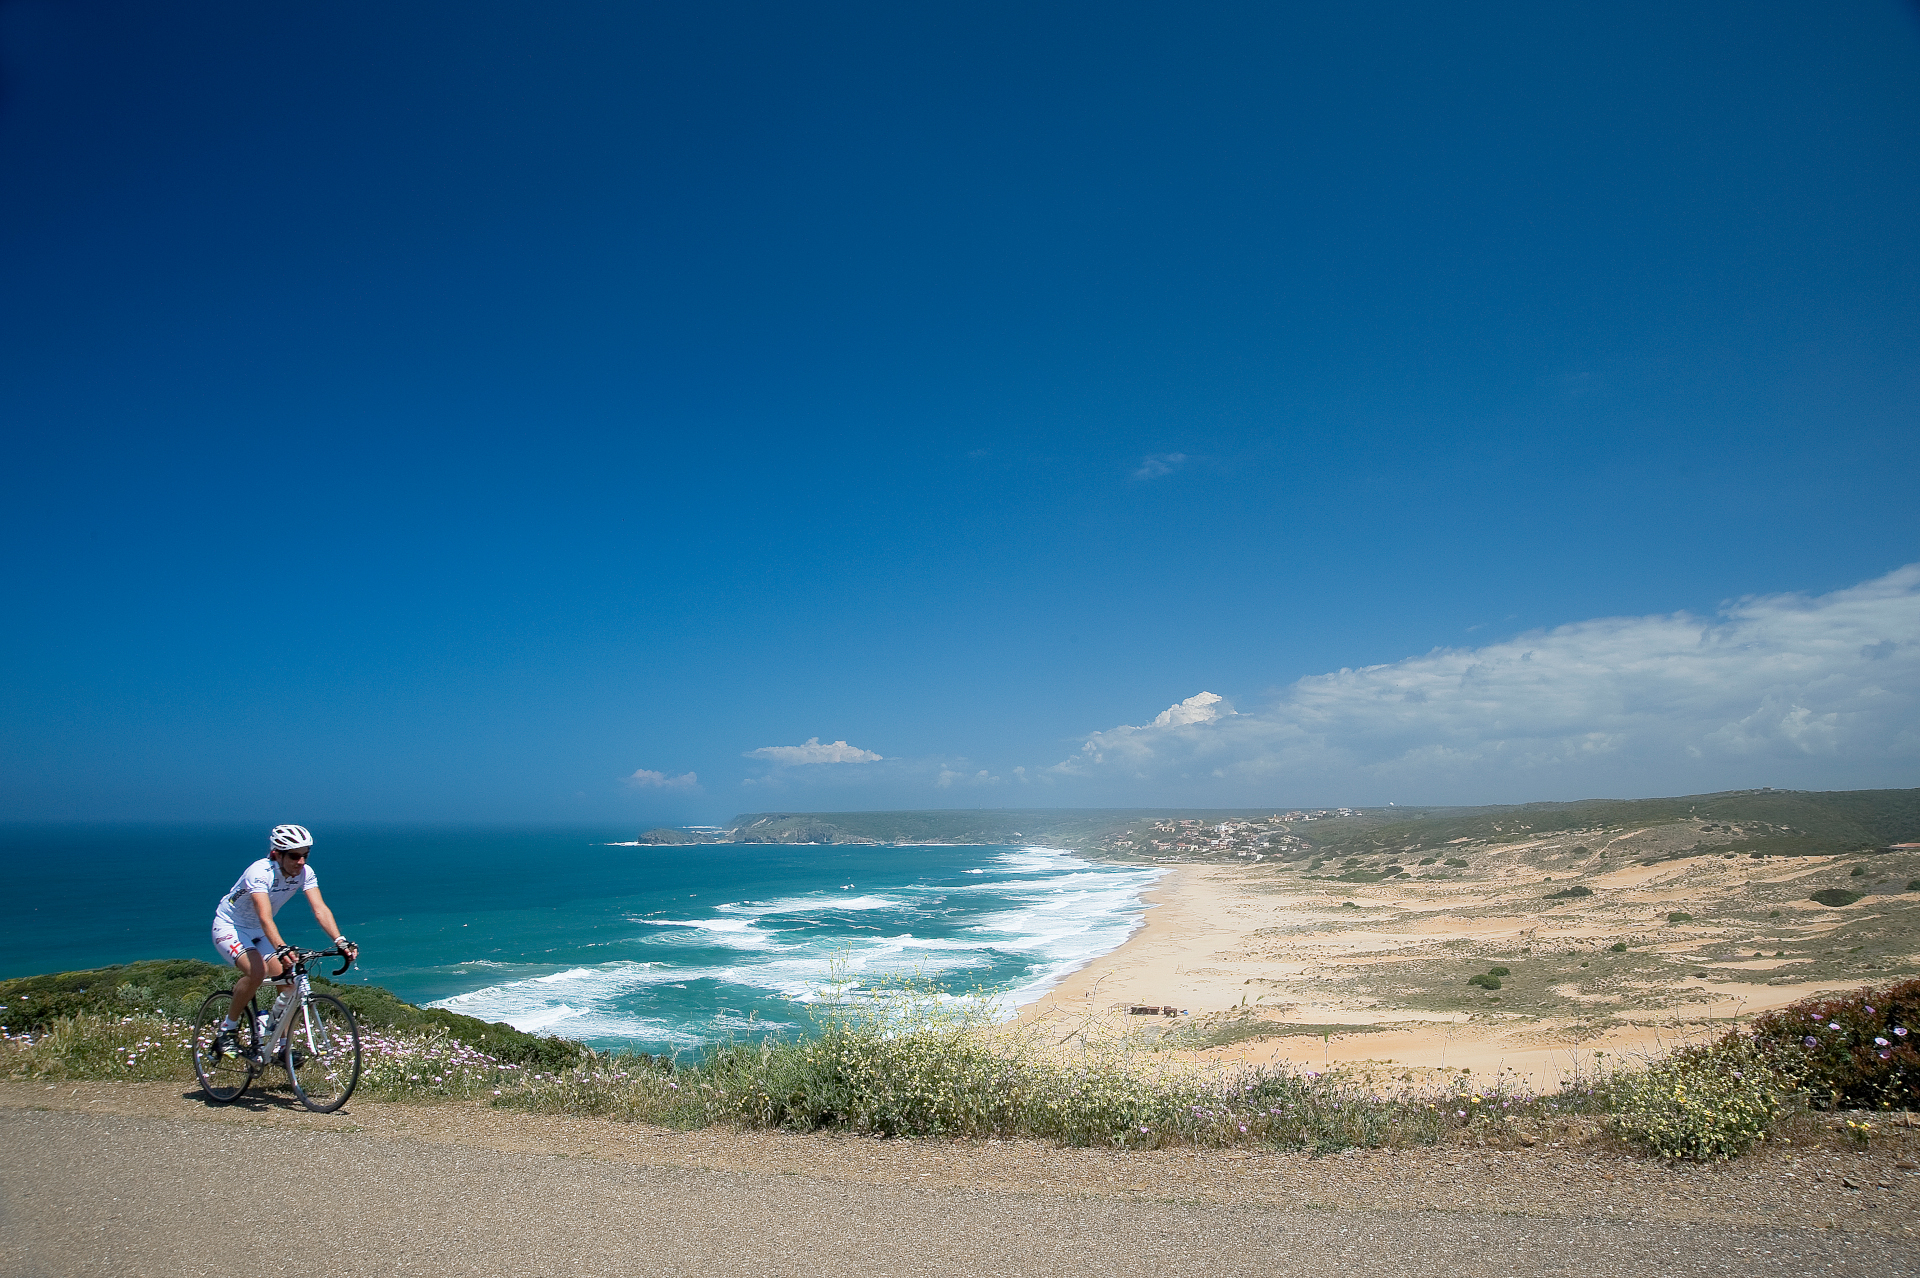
[190,945,362,1113]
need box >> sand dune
[1020,847,1919,1086]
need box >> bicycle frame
[256,947,354,1061]
[257,971,312,1059]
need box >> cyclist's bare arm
[304,887,355,954]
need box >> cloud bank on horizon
[1047,563,1920,804]
[626,768,700,791]
[744,738,884,766]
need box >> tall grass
[3,1013,194,1082]
[20,973,1917,1163]
[494,974,1596,1153]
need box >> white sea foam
[427,845,1160,1044]
[514,1004,585,1032]
[717,893,904,916]
[638,917,760,932]
[631,916,775,950]
[430,960,711,1033]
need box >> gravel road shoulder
[3,1081,1915,1277]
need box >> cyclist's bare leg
[226,949,286,1023]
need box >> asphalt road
[1,1108,1900,1278]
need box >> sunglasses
[280,850,311,861]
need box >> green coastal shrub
[1609,942,1628,953]
[1547,885,1593,899]
[1809,888,1862,908]
[1743,978,1918,1111]
[0,960,584,1071]
[1607,1039,1787,1161]
[1667,912,1692,923]
[1444,858,1469,868]
[0,960,232,1032]
[1487,967,1511,978]
[1467,974,1502,990]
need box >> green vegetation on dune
[723,807,1295,846]
[708,788,1920,867]
[1261,788,1920,864]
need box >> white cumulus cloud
[625,768,700,791]
[744,738,884,766]
[1152,691,1232,726]
[1050,564,1920,802]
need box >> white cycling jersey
[213,857,318,934]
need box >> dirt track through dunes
[3,1084,1916,1277]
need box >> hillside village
[1100,810,1361,860]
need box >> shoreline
[1016,861,1906,1085]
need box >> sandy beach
[1018,856,1916,1086]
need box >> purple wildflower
[1805,1036,1818,1047]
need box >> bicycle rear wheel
[189,990,256,1104]
[287,993,360,1113]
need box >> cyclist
[209,824,358,1059]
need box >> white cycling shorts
[212,918,275,967]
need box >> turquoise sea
[0,824,1161,1054]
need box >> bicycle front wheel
[189,990,256,1104]
[287,993,360,1113]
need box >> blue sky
[3,1,1916,823]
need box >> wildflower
[1829,1022,1841,1031]
[1864,1006,1874,1015]
[1457,1110,1467,1118]
[1804,1036,1818,1047]
[1875,1037,1889,1048]
[1895,1027,1908,1037]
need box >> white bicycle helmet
[270,824,313,852]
